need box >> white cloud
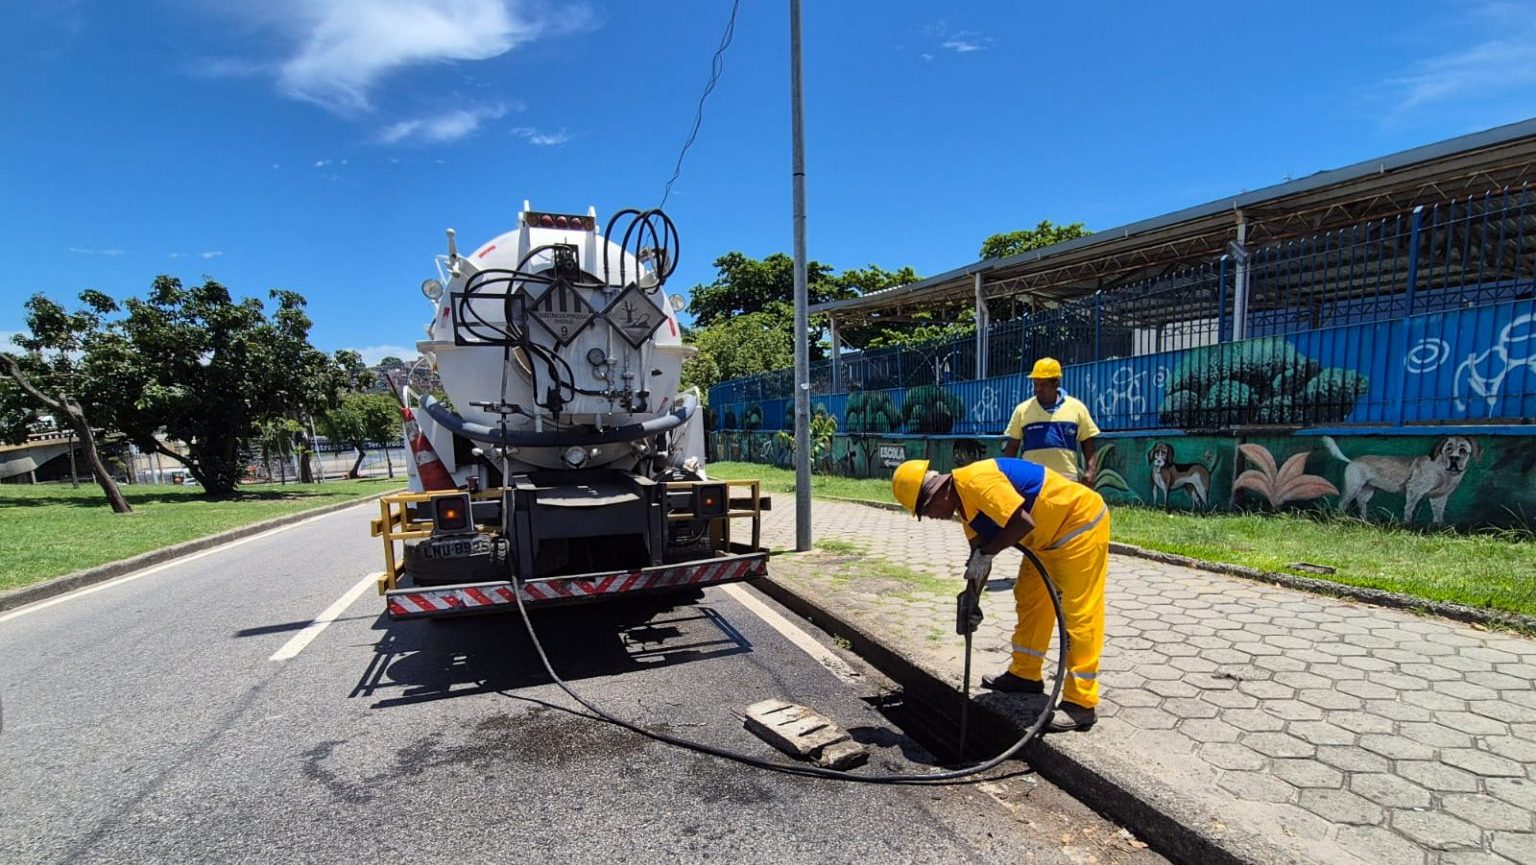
[923,20,991,54]
[350,344,421,366]
[920,53,934,62]
[1380,1,1536,114]
[379,104,509,144]
[169,252,188,258]
[513,125,572,146]
[68,247,127,256]
[1388,39,1536,110]
[224,0,601,115]
[200,251,224,259]
[0,330,25,351]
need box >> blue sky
[3,0,1535,363]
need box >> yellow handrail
[373,480,766,594]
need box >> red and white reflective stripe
[388,558,766,616]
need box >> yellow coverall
[952,458,1110,709]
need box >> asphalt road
[0,503,1167,865]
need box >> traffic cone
[401,406,457,490]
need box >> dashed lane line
[269,572,380,661]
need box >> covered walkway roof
[812,118,1536,323]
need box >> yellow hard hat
[892,459,931,515]
[1029,357,1063,379]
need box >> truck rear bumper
[384,551,768,620]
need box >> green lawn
[0,478,401,592]
[707,461,1536,617]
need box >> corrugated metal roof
[814,117,1536,318]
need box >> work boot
[1045,702,1096,733]
[981,671,1044,694]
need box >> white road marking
[269,572,380,661]
[0,501,380,625]
[720,583,863,685]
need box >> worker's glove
[963,551,995,586]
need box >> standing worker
[891,456,1109,732]
[1003,358,1101,484]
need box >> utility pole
[790,0,811,551]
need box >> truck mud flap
[385,552,769,620]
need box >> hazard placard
[601,283,667,348]
[528,282,596,346]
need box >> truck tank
[372,204,765,613]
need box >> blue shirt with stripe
[963,459,1046,548]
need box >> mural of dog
[1321,435,1480,525]
[1148,442,1217,509]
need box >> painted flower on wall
[1087,442,1141,501]
[1233,443,1339,509]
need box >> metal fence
[712,187,1536,433]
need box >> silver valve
[446,228,459,264]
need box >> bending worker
[892,456,1109,732]
[1003,357,1100,484]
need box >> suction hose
[509,546,1070,785]
[422,391,696,447]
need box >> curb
[800,494,1536,634]
[0,490,398,614]
[754,570,1272,865]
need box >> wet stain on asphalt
[685,760,779,807]
[302,740,375,805]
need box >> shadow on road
[352,591,755,709]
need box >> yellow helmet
[1029,357,1063,379]
[892,459,931,515]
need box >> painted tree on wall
[844,391,901,434]
[1161,337,1368,428]
[901,385,964,434]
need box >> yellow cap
[892,459,931,515]
[1029,357,1063,379]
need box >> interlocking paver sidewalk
[760,498,1536,865]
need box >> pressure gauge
[421,278,444,300]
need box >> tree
[253,418,303,484]
[979,220,1091,260]
[77,277,350,496]
[681,311,794,394]
[0,296,132,512]
[683,254,923,395]
[687,252,849,328]
[318,392,400,479]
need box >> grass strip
[707,461,1536,617]
[0,478,401,592]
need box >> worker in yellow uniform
[892,456,1109,732]
[1004,358,1101,484]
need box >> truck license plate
[421,536,491,560]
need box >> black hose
[510,546,1070,784]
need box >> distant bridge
[0,431,79,481]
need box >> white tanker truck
[370,204,768,619]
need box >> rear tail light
[693,484,728,518]
[431,492,473,535]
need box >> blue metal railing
[711,188,1536,433]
